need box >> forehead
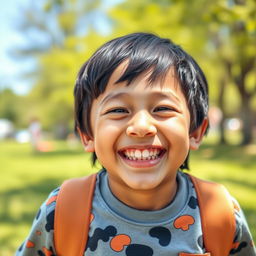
[102,61,186,100]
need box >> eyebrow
[99,92,129,106]
[151,91,182,104]
[100,91,182,106]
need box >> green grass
[1,139,255,255]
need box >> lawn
[0,139,255,255]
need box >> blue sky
[0,0,33,95]
[0,0,122,95]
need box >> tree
[207,0,256,144]
[12,0,108,134]
[108,0,256,144]
[13,0,256,143]
[0,89,26,127]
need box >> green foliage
[0,89,29,127]
[27,32,110,130]
[109,0,209,53]
[13,0,256,141]
[109,0,256,143]
[13,0,110,131]
[0,140,255,255]
[0,89,19,122]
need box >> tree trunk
[218,76,227,145]
[235,60,255,145]
[240,96,253,145]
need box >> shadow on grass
[14,148,85,158]
[0,177,65,252]
[0,177,62,225]
[194,144,256,168]
[210,176,256,190]
[36,150,84,158]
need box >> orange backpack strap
[54,173,97,256]
[188,174,236,256]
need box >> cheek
[164,116,190,135]
[94,120,124,153]
[162,117,190,148]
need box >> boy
[17,32,255,255]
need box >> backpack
[53,173,236,256]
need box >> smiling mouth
[118,147,166,165]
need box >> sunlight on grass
[0,140,99,254]
[1,139,255,255]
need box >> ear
[77,128,95,152]
[189,118,209,150]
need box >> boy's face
[81,62,207,195]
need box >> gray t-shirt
[16,170,256,256]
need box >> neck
[108,178,178,211]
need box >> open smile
[118,146,166,168]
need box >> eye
[105,108,129,114]
[154,106,174,112]
[153,106,177,117]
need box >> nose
[126,111,157,137]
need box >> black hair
[74,32,209,169]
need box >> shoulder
[184,173,234,206]
[35,187,61,233]
[44,187,60,230]
[228,197,256,255]
[182,173,255,255]
[16,187,60,255]
[27,187,60,233]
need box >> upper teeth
[123,149,161,160]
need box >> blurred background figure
[28,117,42,152]
[208,106,223,133]
[28,117,54,152]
